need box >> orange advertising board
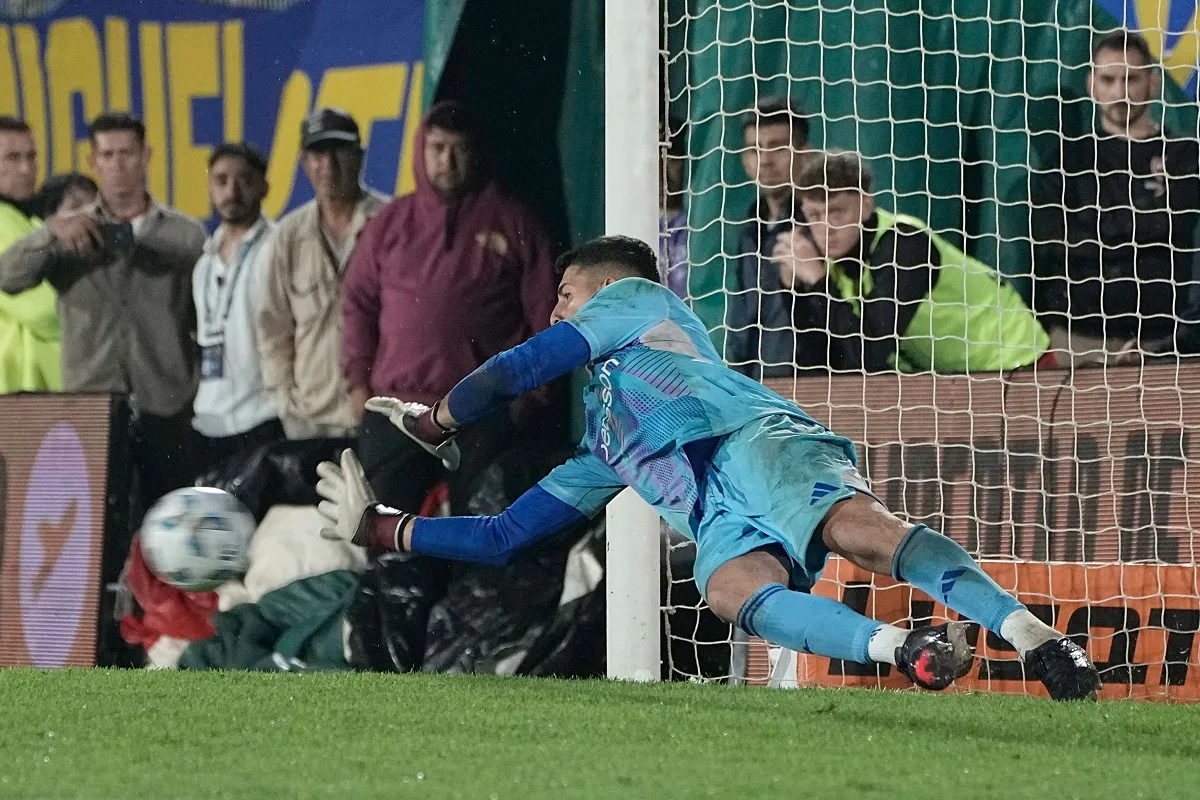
[744,557,1200,701]
[0,395,113,667]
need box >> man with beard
[1031,30,1200,365]
[341,101,558,514]
[191,143,282,471]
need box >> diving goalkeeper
[316,235,1101,700]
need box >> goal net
[658,0,1200,700]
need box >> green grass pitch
[1,669,1198,799]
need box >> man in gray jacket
[0,112,206,506]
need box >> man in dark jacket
[1031,30,1200,365]
[725,97,827,378]
[341,101,559,513]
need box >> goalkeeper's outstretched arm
[365,485,586,565]
[322,450,625,565]
[421,320,591,433]
[362,321,592,470]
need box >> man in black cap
[257,107,389,439]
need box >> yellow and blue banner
[1094,0,1200,96]
[0,0,424,219]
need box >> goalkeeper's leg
[820,494,1102,701]
[705,548,974,691]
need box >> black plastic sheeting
[197,437,356,523]
[345,445,608,677]
[345,521,606,677]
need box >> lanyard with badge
[200,224,263,380]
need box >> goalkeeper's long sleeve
[402,485,585,566]
[445,322,591,424]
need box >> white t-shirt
[191,217,279,438]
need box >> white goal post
[604,0,662,682]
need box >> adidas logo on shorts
[809,482,839,506]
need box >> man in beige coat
[0,112,205,506]
[257,108,388,440]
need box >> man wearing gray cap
[258,108,389,438]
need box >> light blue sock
[891,524,1022,632]
[736,583,880,663]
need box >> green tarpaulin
[674,0,1199,353]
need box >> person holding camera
[0,112,206,506]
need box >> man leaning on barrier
[771,149,1049,374]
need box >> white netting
[659,0,1200,700]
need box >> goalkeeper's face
[801,191,872,261]
[551,266,610,324]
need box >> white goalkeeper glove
[364,397,461,471]
[315,449,377,546]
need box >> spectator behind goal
[659,115,689,300]
[342,101,559,514]
[1030,30,1200,366]
[0,112,206,505]
[0,116,62,393]
[31,172,98,220]
[191,143,283,473]
[257,108,389,439]
[772,150,1048,373]
[725,97,829,377]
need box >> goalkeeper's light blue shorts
[691,413,873,599]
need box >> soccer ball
[140,487,255,592]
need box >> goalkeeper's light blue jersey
[539,278,852,535]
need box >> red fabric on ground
[119,537,219,649]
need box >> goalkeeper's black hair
[555,235,662,284]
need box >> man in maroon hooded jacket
[342,101,559,512]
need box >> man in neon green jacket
[0,116,60,393]
[772,149,1048,373]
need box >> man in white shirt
[192,143,282,471]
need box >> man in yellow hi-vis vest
[0,116,60,393]
[772,149,1048,373]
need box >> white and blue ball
[140,487,255,592]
